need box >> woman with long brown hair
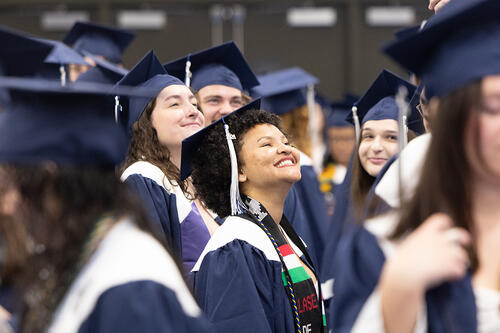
[117,51,219,272]
[329,1,500,332]
[349,70,420,219]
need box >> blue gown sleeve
[328,226,385,333]
[79,281,214,333]
[284,186,314,252]
[124,174,181,256]
[291,165,329,265]
[190,240,295,333]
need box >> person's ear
[238,168,247,183]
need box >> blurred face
[466,75,500,182]
[68,63,90,82]
[327,126,355,166]
[238,124,301,193]
[197,85,244,124]
[151,85,204,152]
[358,119,399,177]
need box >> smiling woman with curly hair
[182,100,326,333]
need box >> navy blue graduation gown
[49,220,213,333]
[79,281,212,333]
[292,163,329,264]
[122,164,181,256]
[284,154,329,266]
[189,215,319,333]
[329,224,477,333]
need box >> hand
[0,306,10,321]
[428,0,452,13]
[383,213,471,294]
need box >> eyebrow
[163,95,182,102]
[202,95,221,101]
[257,135,287,142]
[361,128,398,135]
[163,94,196,103]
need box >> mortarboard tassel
[114,96,122,124]
[395,86,409,151]
[59,65,66,87]
[223,118,246,215]
[352,105,361,144]
[185,54,192,88]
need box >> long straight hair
[351,125,416,220]
[392,81,482,271]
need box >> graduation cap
[77,51,128,85]
[114,50,184,133]
[0,25,54,77]
[0,74,159,167]
[250,67,318,115]
[63,21,135,64]
[34,38,89,85]
[346,69,422,144]
[328,103,354,129]
[383,0,500,99]
[181,99,261,214]
[163,41,259,92]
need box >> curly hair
[0,164,168,333]
[121,98,189,195]
[191,109,282,218]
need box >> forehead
[197,84,242,98]
[156,84,193,100]
[243,123,284,140]
[328,126,355,136]
[361,119,398,132]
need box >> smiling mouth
[274,158,295,168]
[368,158,387,165]
[182,123,201,127]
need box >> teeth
[277,159,293,167]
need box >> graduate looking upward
[164,41,259,124]
[251,67,330,264]
[117,50,220,272]
[181,101,326,333]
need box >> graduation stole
[241,196,325,333]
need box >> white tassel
[59,65,66,87]
[114,96,122,124]
[352,105,361,144]
[395,86,409,153]
[185,57,192,88]
[224,122,245,215]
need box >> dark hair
[351,126,417,220]
[0,164,163,333]
[121,98,189,195]
[191,109,282,218]
[392,81,481,271]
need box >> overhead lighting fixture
[365,6,416,27]
[287,7,337,27]
[117,10,167,30]
[41,11,89,31]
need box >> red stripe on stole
[278,244,294,257]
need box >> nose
[185,103,204,122]
[278,142,292,154]
[370,136,384,153]
[219,101,234,117]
